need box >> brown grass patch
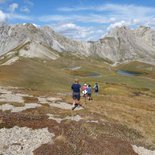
[23,96,38,103]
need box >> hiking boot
[72,103,78,110]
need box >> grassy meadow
[0,54,155,150]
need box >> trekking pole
[84,94,87,105]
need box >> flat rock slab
[47,114,83,123]
[132,145,155,155]
[0,126,54,155]
[0,103,41,112]
[38,96,83,110]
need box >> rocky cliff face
[133,26,155,47]
[0,23,155,65]
[92,26,155,64]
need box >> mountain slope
[93,26,155,64]
[0,23,155,65]
[0,24,90,58]
[0,40,59,66]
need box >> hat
[84,83,87,86]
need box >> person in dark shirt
[71,79,81,110]
[94,82,99,94]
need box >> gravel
[0,103,41,112]
[47,114,83,123]
[132,145,155,155]
[0,126,55,155]
[38,96,83,110]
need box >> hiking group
[71,79,99,110]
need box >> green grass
[0,55,155,93]
[116,61,155,79]
[0,54,155,150]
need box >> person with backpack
[71,79,81,110]
[81,83,88,97]
[86,84,92,100]
[94,82,99,94]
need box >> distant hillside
[0,23,155,65]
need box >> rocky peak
[133,26,155,47]
[137,25,151,31]
[135,26,152,36]
[0,24,155,65]
[106,26,131,38]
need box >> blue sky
[0,0,155,40]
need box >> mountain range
[0,23,155,65]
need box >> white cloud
[43,3,155,40]
[107,21,128,30]
[58,3,155,15]
[0,10,6,22]
[40,3,155,27]
[9,3,19,13]
[6,13,32,20]
[1,2,155,41]
[0,9,32,22]
[39,15,70,22]
[20,7,30,13]
[20,0,33,13]
[3,2,33,21]
[24,0,34,6]
[58,3,155,24]
[58,6,94,12]
[51,22,106,41]
[39,14,115,24]
[132,19,141,24]
[109,17,116,22]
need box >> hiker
[81,83,88,97]
[86,84,92,100]
[94,82,99,94]
[71,79,81,110]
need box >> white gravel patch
[0,104,13,111]
[0,93,24,103]
[0,103,41,112]
[47,114,83,123]
[0,86,33,103]
[38,97,62,104]
[50,101,74,110]
[87,120,99,123]
[0,86,83,111]
[65,115,83,121]
[38,96,83,110]
[46,97,62,102]
[132,145,155,155]
[50,101,83,110]
[68,66,81,70]
[0,87,13,94]
[14,93,33,97]
[1,56,19,66]
[0,126,54,155]
[47,114,63,123]
[37,97,48,104]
